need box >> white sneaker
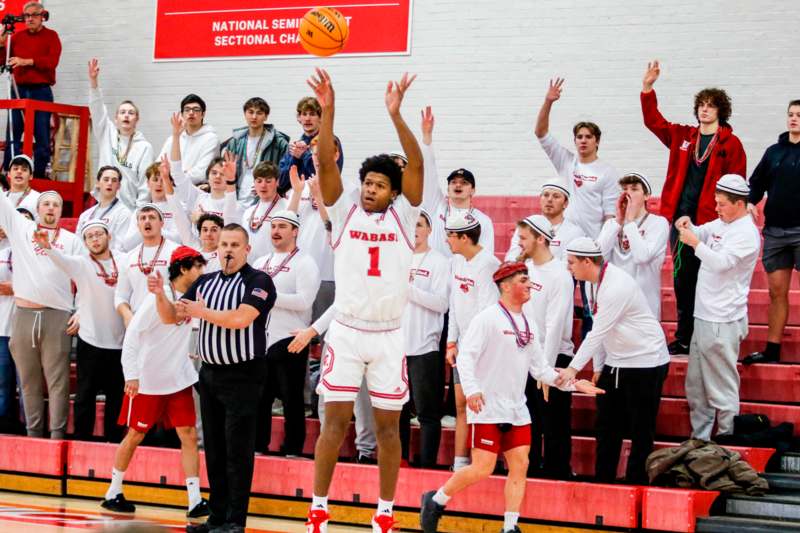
[441,415,456,428]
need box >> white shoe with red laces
[306,509,330,533]
[372,513,399,532]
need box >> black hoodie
[749,132,800,228]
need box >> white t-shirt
[420,143,495,257]
[0,193,82,311]
[114,238,180,313]
[328,189,419,330]
[458,303,575,425]
[296,182,334,281]
[693,215,761,323]
[46,248,125,349]
[522,256,575,365]
[597,213,669,319]
[447,247,501,344]
[242,195,289,261]
[570,263,670,372]
[76,199,132,253]
[537,133,619,239]
[255,249,320,348]
[504,217,585,263]
[121,291,197,395]
[402,247,450,356]
[0,247,14,337]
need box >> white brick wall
[44,0,799,195]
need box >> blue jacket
[278,133,344,193]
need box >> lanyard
[590,262,609,316]
[618,212,649,250]
[91,254,119,286]
[249,196,280,231]
[261,248,299,278]
[498,301,532,348]
[91,198,119,221]
[137,237,165,275]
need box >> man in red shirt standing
[640,60,746,355]
[1,1,61,178]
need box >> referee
[156,223,276,533]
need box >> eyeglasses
[24,13,43,19]
[182,106,203,114]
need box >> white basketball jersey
[328,189,420,329]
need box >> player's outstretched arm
[386,73,423,207]
[307,68,343,206]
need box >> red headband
[170,245,202,265]
[493,261,528,282]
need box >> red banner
[153,0,413,61]
[0,0,38,30]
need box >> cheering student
[641,60,746,355]
[242,161,288,260]
[35,221,126,442]
[118,162,183,249]
[76,166,132,252]
[159,94,219,186]
[420,262,602,533]
[557,237,670,485]
[420,106,495,256]
[0,190,81,439]
[101,247,208,518]
[88,58,154,210]
[676,175,760,440]
[3,155,40,214]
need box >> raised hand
[147,270,165,295]
[88,58,100,88]
[289,165,306,194]
[545,77,564,103]
[385,72,416,117]
[306,68,334,109]
[159,155,174,195]
[222,151,237,183]
[615,193,628,225]
[170,112,184,137]
[643,60,660,91]
[33,229,51,250]
[420,106,434,145]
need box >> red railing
[0,98,90,216]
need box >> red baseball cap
[170,245,202,265]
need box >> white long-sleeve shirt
[403,247,450,356]
[117,199,183,251]
[458,303,575,425]
[296,182,334,282]
[242,196,289,260]
[537,133,619,239]
[159,125,220,185]
[421,143,495,257]
[447,248,500,344]
[0,193,81,311]
[4,188,40,217]
[255,250,320,348]
[114,238,180,313]
[504,217,585,263]
[570,263,669,372]
[522,257,574,366]
[46,248,125,349]
[76,199,132,253]
[121,291,197,395]
[88,86,154,210]
[0,247,14,337]
[596,213,669,318]
[692,215,760,323]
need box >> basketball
[298,7,349,57]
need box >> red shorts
[117,387,195,432]
[470,423,531,454]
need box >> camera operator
[1,2,62,178]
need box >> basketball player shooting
[303,67,423,533]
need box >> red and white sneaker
[306,509,330,533]
[372,513,399,532]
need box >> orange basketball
[298,7,349,57]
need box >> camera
[1,13,25,31]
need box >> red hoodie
[641,90,747,224]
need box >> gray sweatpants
[686,317,747,440]
[10,307,71,439]
[318,377,377,458]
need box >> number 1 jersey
[328,189,420,330]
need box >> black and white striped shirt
[183,264,276,365]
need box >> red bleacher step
[660,288,800,326]
[660,322,800,363]
[0,436,68,476]
[642,487,719,533]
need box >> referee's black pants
[256,338,308,456]
[199,358,267,527]
[74,338,124,442]
[525,353,573,479]
[595,362,669,485]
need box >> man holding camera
[1,1,61,178]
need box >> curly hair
[694,88,732,125]
[358,154,403,193]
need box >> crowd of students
[0,56,798,533]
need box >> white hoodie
[89,86,154,211]
[159,125,220,185]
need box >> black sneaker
[742,351,778,365]
[667,340,690,356]
[356,453,377,465]
[185,521,227,533]
[420,490,445,533]
[100,493,135,513]
[187,498,210,518]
